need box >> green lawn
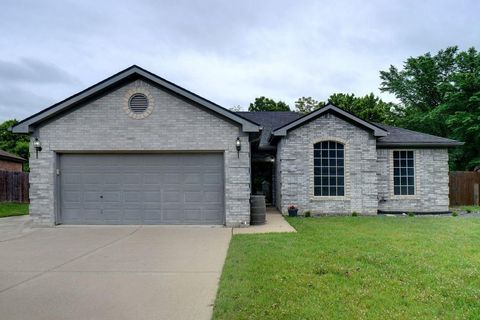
[454,206,480,213]
[214,216,480,319]
[0,202,29,218]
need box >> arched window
[314,141,345,196]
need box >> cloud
[0,58,80,84]
[0,85,55,121]
[0,0,479,121]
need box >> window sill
[311,196,349,201]
[390,195,420,200]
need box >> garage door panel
[163,173,181,184]
[204,191,223,203]
[163,190,181,203]
[162,209,181,222]
[104,174,122,184]
[144,209,162,220]
[102,209,123,221]
[60,153,224,225]
[205,173,222,184]
[143,173,162,184]
[123,174,142,184]
[125,191,142,202]
[185,192,202,203]
[144,191,162,202]
[84,191,102,202]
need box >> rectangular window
[393,150,415,195]
[314,141,345,196]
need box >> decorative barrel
[250,195,266,225]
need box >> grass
[213,216,480,319]
[456,206,480,213]
[0,202,29,218]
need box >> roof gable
[12,65,260,133]
[272,103,388,137]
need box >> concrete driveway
[0,218,231,320]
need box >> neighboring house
[0,150,25,172]
[12,66,462,226]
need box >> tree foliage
[0,119,30,170]
[328,93,395,124]
[248,96,291,112]
[294,96,323,114]
[294,93,394,123]
[380,46,480,170]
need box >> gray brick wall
[276,113,378,215]
[29,79,251,227]
[377,148,450,212]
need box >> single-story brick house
[12,66,462,226]
[0,150,25,172]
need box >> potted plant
[288,205,298,217]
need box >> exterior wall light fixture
[33,137,42,159]
[236,137,241,158]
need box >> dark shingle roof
[236,111,462,148]
[0,150,25,162]
[374,123,463,147]
[236,112,302,147]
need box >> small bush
[351,212,358,217]
[304,210,311,218]
[452,211,459,217]
[466,208,472,213]
[407,212,415,217]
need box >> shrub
[466,208,472,213]
[407,212,415,217]
[452,211,459,217]
[304,210,311,218]
[351,212,358,217]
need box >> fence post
[475,184,479,206]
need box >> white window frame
[310,137,349,200]
[390,149,419,199]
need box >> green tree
[248,96,290,111]
[328,93,395,124]
[380,46,480,170]
[294,96,323,114]
[0,119,30,170]
[294,93,394,123]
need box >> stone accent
[377,148,449,212]
[29,79,251,227]
[276,113,378,215]
[123,84,155,119]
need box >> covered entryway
[59,153,224,225]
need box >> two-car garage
[59,153,224,225]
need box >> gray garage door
[59,153,224,225]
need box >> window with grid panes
[393,150,415,195]
[313,141,345,196]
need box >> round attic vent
[128,93,149,113]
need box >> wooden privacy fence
[449,171,480,206]
[0,171,29,203]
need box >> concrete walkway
[0,224,231,320]
[234,207,296,234]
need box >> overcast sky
[1,0,479,121]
